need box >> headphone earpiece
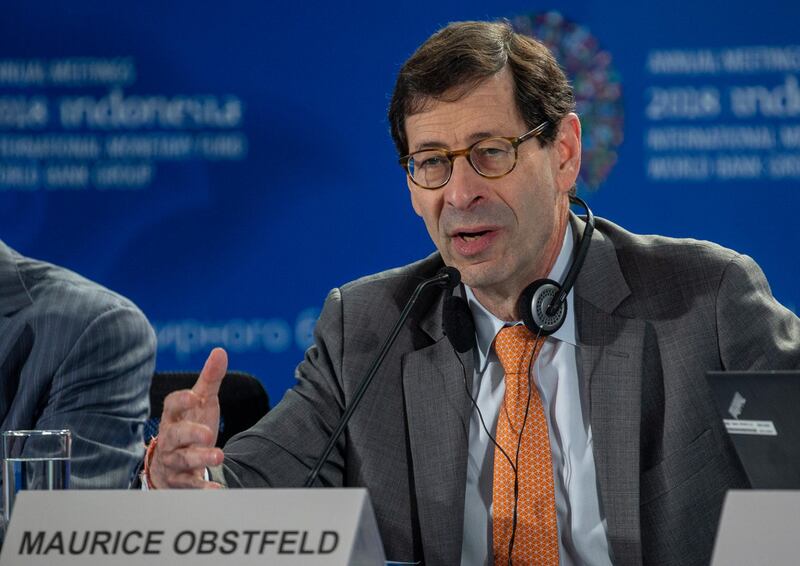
[517,279,568,336]
[441,195,594,352]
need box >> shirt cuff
[140,467,211,491]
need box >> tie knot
[494,325,541,375]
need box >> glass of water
[2,429,71,525]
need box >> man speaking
[143,21,800,566]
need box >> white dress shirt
[460,224,613,566]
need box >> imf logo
[728,391,746,419]
[512,11,624,194]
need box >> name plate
[0,488,385,565]
[711,490,800,565]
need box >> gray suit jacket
[218,216,800,565]
[0,240,156,490]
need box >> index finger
[192,347,228,398]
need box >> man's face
[404,68,581,307]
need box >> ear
[554,113,582,193]
[408,175,423,216]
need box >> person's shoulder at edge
[12,248,149,323]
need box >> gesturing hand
[149,348,228,489]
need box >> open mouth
[450,227,498,256]
[457,230,490,241]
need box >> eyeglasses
[399,121,550,190]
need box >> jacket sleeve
[716,253,800,370]
[218,287,347,488]
[36,302,156,489]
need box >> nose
[443,155,485,211]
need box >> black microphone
[437,266,461,291]
[303,266,460,488]
[443,292,475,353]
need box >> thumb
[192,347,228,398]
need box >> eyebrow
[412,131,500,152]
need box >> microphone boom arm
[303,268,456,488]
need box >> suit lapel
[0,240,34,317]
[0,241,34,423]
[403,291,474,565]
[577,299,644,564]
[573,215,644,565]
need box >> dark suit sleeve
[716,253,800,369]
[218,288,348,488]
[35,303,156,489]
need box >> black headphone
[443,195,594,352]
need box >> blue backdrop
[2,0,798,401]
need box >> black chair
[145,371,270,447]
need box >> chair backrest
[145,371,270,447]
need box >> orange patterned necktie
[492,325,560,565]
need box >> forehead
[404,68,525,151]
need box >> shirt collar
[464,223,578,372]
